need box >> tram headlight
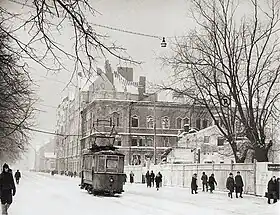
[109,177,114,183]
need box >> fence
[124,162,280,196]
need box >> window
[163,137,169,147]
[217,137,225,146]
[202,119,208,129]
[132,154,141,165]
[146,138,153,147]
[161,116,170,129]
[132,138,138,146]
[106,156,118,173]
[98,156,106,172]
[204,136,210,143]
[147,116,154,128]
[112,112,120,127]
[196,118,201,130]
[139,138,143,146]
[176,117,182,129]
[183,117,189,126]
[131,115,139,127]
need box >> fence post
[253,159,257,196]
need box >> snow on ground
[7,172,280,215]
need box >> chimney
[117,67,133,81]
[138,76,146,100]
[104,60,114,85]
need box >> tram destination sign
[268,164,280,171]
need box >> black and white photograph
[0,0,280,214]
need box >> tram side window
[118,156,124,173]
[98,156,106,172]
[106,156,118,173]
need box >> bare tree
[0,0,138,84]
[0,23,35,162]
[163,0,280,162]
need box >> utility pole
[128,102,132,165]
[153,101,157,165]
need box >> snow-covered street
[8,172,279,215]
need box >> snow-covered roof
[113,71,139,94]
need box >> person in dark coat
[235,171,244,198]
[201,172,208,192]
[146,171,151,188]
[208,173,217,193]
[129,171,134,183]
[226,173,235,198]
[191,173,198,194]
[14,170,21,185]
[267,176,278,204]
[158,172,163,187]
[276,178,280,200]
[150,171,155,187]
[155,172,162,191]
[0,163,16,215]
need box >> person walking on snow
[267,176,278,204]
[201,172,208,192]
[155,172,162,191]
[14,170,21,185]
[0,163,16,215]
[145,171,151,188]
[235,171,244,198]
[150,171,155,187]
[129,171,134,184]
[191,173,198,194]
[226,173,235,198]
[208,173,217,193]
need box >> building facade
[36,140,56,172]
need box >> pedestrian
[191,173,198,194]
[74,171,77,178]
[158,172,163,187]
[267,176,278,204]
[208,173,217,193]
[226,173,235,198]
[150,171,155,187]
[235,171,244,198]
[277,178,280,200]
[14,170,21,185]
[201,172,208,192]
[0,163,16,215]
[145,171,151,188]
[129,171,134,183]
[155,172,162,191]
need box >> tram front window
[106,156,118,172]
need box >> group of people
[191,171,244,198]
[145,170,162,191]
[267,176,280,204]
[0,163,21,215]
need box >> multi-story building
[80,61,213,166]
[36,140,56,172]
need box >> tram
[80,136,126,196]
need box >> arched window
[183,117,190,126]
[112,112,120,127]
[147,116,154,128]
[131,115,139,127]
[176,117,182,129]
[161,116,170,129]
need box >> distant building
[36,140,56,172]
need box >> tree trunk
[254,147,269,162]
